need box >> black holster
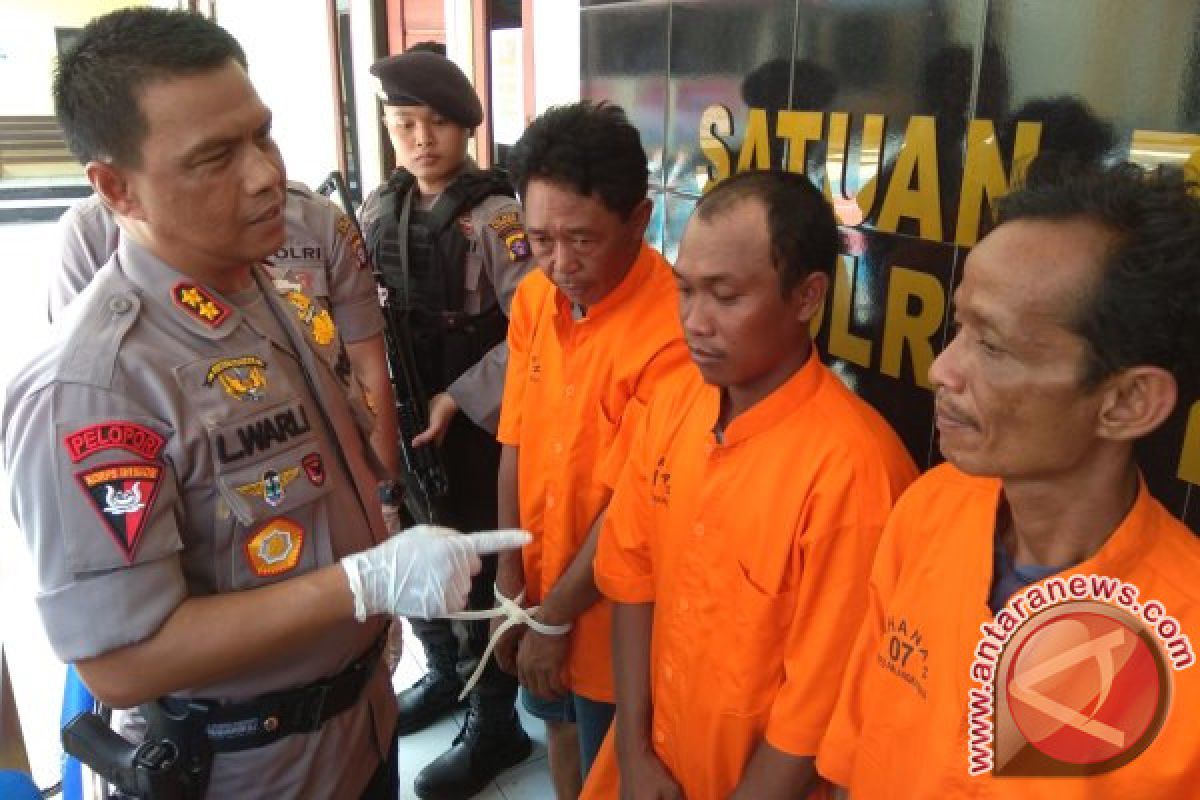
[61,709,210,800]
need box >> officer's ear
[86,161,142,220]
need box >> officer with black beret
[361,46,536,799]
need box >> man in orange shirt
[494,102,690,796]
[578,171,916,800]
[818,160,1200,797]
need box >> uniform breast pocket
[207,407,332,590]
[718,563,796,716]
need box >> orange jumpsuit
[581,353,917,798]
[818,463,1200,798]
[497,242,689,701]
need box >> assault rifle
[317,171,450,524]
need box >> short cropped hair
[694,170,841,294]
[53,8,247,167]
[507,101,648,219]
[996,158,1200,397]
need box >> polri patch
[206,356,268,401]
[64,421,165,463]
[172,282,231,328]
[75,461,163,563]
[245,517,305,577]
[236,467,300,507]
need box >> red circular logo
[1003,603,1169,771]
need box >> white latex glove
[341,525,531,621]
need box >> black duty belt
[153,634,386,754]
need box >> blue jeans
[520,687,615,778]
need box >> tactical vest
[367,166,514,395]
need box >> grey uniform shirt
[360,163,534,433]
[49,183,385,344]
[6,237,396,798]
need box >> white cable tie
[441,585,572,700]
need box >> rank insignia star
[172,282,231,328]
[236,466,300,507]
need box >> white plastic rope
[441,585,572,701]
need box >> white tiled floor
[392,620,555,800]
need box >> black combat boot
[397,620,466,735]
[412,687,532,799]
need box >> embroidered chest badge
[75,461,164,562]
[302,452,325,486]
[245,517,305,577]
[206,356,268,401]
[284,289,337,346]
[487,210,531,262]
[172,282,231,328]
[236,467,300,507]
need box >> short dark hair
[53,8,247,167]
[996,158,1200,397]
[694,170,841,293]
[507,101,648,218]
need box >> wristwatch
[377,480,404,505]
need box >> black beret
[369,51,483,128]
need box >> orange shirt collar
[708,346,826,447]
[982,470,1160,582]
[1058,472,1159,577]
[553,242,663,322]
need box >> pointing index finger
[465,528,533,556]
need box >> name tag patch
[216,404,312,464]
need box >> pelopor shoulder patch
[172,282,231,328]
[75,461,164,563]
[245,516,305,577]
[64,421,165,463]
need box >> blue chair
[0,769,42,800]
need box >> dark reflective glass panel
[581,2,670,189]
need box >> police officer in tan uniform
[50,180,404,495]
[2,10,527,798]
